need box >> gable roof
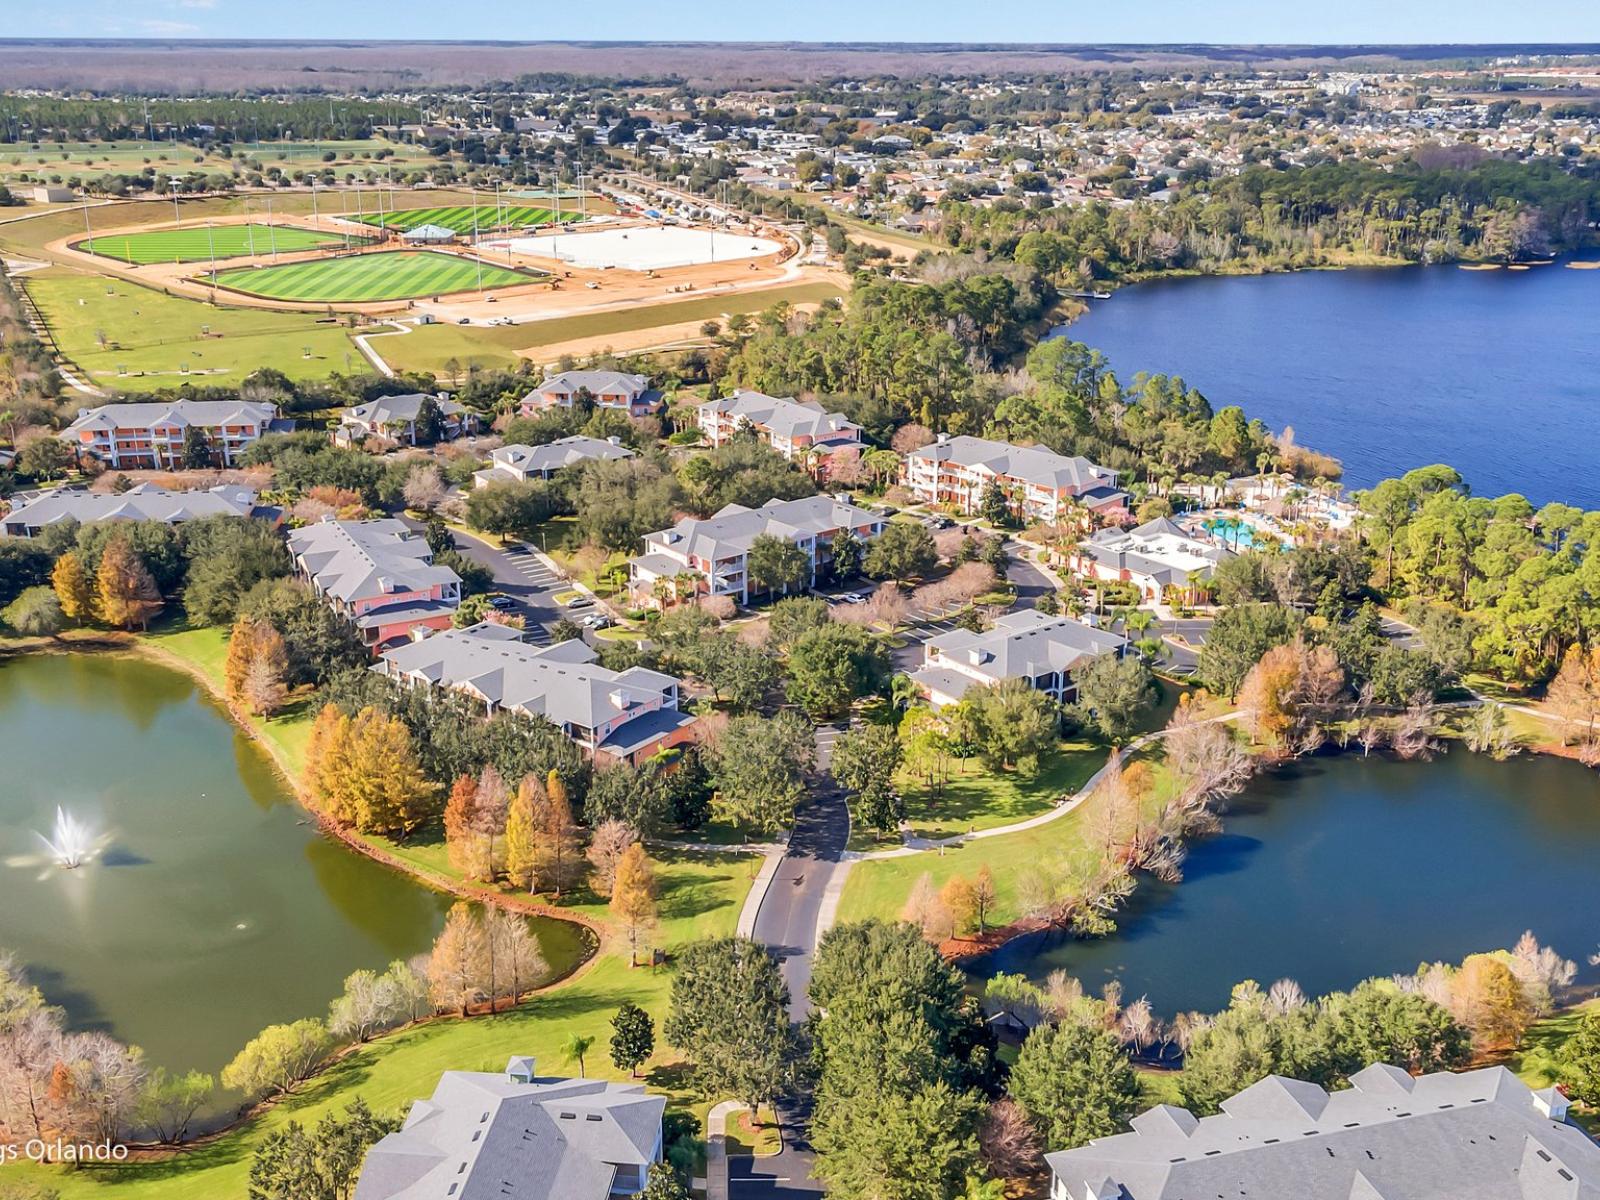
[354,1057,664,1200]
[700,389,862,445]
[63,399,278,435]
[907,435,1117,492]
[641,495,884,564]
[490,436,635,474]
[1046,1065,1600,1200]
[287,518,459,603]
[536,370,650,397]
[1082,517,1233,585]
[1,483,258,532]
[924,609,1127,683]
[343,393,467,426]
[379,623,685,734]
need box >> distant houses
[629,494,887,607]
[287,518,461,649]
[1046,1063,1597,1200]
[903,434,1125,523]
[520,371,661,417]
[353,1055,664,1200]
[1,483,264,538]
[376,622,696,766]
[335,393,476,447]
[62,399,282,470]
[473,436,634,486]
[909,609,1128,709]
[1073,516,1233,604]
[696,389,865,473]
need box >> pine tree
[339,708,437,836]
[223,615,257,702]
[610,844,659,966]
[51,551,96,624]
[95,536,163,630]
[303,704,354,823]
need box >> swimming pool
[1201,516,1268,549]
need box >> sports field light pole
[170,180,181,229]
[80,194,93,254]
[267,195,278,261]
[471,183,483,294]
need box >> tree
[221,1018,332,1100]
[978,1097,1042,1181]
[1558,1010,1600,1108]
[979,479,1013,526]
[830,527,866,579]
[317,708,437,837]
[181,516,291,625]
[248,1098,400,1200]
[465,479,555,543]
[766,596,832,652]
[903,871,953,943]
[812,1079,984,1200]
[540,768,583,898]
[664,937,793,1110]
[747,533,811,597]
[402,463,446,511]
[503,778,541,891]
[706,710,815,835]
[638,1165,691,1200]
[830,724,905,834]
[610,1001,655,1078]
[973,865,997,932]
[1071,653,1154,743]
[225,616,290,716]
[610,843,659,966]
[3,586,62,637]
[1008,1021,1142,1151]
[563,1033,595,1078]
[181,426,213,469]
[965,678,1058,773]
[586,817,639,896]
[1450,954,1534,1052]
[428,902,488,1016]
[941,876,979,937]
[1548,644,1600,747]
[137,1067,215,1145]
[94,536,163,630]
[785,622,889,718]
[864,522,938,580]
[1199,603,1299,698]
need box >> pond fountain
[40,806,97,869]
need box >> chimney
[1533,1086,1570,1122]
[506,1056,536,1084]
[936,432,949,445]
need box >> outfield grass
[24,269,365,384]
[210,250,537,303]
[380,279,848,375]
[77,223,351,264]
[353,204,577,233]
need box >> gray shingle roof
[490,436,634,475]
[287,518,459,603]
[1047,1064,1600,1200]
[700,389,862,445]
[1082,517,1233,585]
[354,1057,663,1200]
[924,610,1127,684]
[63,398,277,434]
[378,622,684,734]
[907,435,1118,492]
[641,495,884,564]
[1,483,257,534]
[343,393,467,426]
[536,370,650,397]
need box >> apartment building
[697,390,865,467]
[0,483,262,538]
[335,392,476,446]
[629,494,886,607]
[473,436,634,486]
[903,434,1122,523]
[61,399,280,470]
[377,622,695,765]
[909,609,1128,709]
[355,1055,664,1200]
[287,518,461,649]
[1047,1064,1595,1200]
[520,370,661,416]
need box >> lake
[971,749,1600,1014]
[1062,261,1600,508]
[0,652,592,1080]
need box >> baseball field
[351,204,577,234]
[75,223,354,264]
[207,250,539,302]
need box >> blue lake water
[1062,261,1600,508]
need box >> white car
[839,592,868,604]
[581,613,614,629]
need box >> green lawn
[76,223,351,264]
[899,739,1107,842]
[353,204,578,233]
[209,250,538,303]
[24,269,365,385]
[839,751,1177,930]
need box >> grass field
[209,250,538,303]
[353,204,577,233]
[76,223,351,264]
[379,279,848,375]
[25,269,364,383]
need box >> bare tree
[403,463,446,512]
[978,1097,1043,1180]
[585,818,639,896]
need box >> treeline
[934,157,1600,285]
[0,97,400,145]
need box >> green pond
[0,652,592,1082]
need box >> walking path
[351,318,410,377]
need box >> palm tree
[563,1033,595,1078]
[1125,609,1156,639]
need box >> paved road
[406,518,575,646]
[728,727,851,1200]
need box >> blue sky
[12,0,1600,43]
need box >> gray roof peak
[1221,1074,1331,1122]
[1130,1104,1199,1140]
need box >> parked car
[486,594,516,611]
[928,515,955,529]
[456,317,472,325]
[581,613,613,629]
[563,594,594,609]
[839,592,868,604]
